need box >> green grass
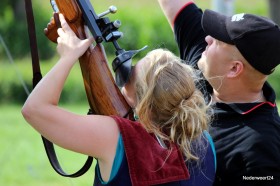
[0,104,96,186]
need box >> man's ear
[227,60,244,78]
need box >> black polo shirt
[174,3,280,186]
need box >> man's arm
[157,0,194,28]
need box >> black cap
[202,9,280,75]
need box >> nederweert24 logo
[231,13,245,22]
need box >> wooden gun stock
[44,0,133,119]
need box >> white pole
[269,0,280,25]
[212,0,235,16]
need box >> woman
[22,14,216,185]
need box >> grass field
[0,0,274,185]
[0,104,96,186]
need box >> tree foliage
[0,0,56,60]
[0,1,178,61]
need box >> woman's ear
[121,83,137,109]
[227,60,244,78]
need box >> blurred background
[1,0,279,185]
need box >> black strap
[41,136,93,177]
[24,0,42,87]
[24,0,93,177]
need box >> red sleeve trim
[172,1,195,27]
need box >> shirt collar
[213,82,277,115]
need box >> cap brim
[202,9,233,44]
[115,59,132,87]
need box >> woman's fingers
[84,26,92,39]
[59,14,74,35]
[55,13,94,60]
[56,14,75,45]
[56,36,61,43]
[57,28,64,37]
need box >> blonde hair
[134,48,211,161]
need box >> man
[157,0,280,185]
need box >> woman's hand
[56,14,94,63]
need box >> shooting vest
[93,116,216,186]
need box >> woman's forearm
[22,13,93,125]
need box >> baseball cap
[202,9,280,75]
